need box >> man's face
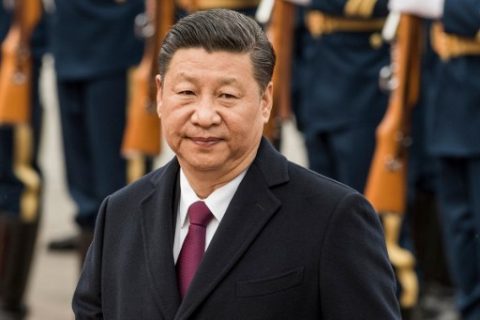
[156,48,272,177]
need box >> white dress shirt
[173,169,247,263]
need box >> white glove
[256,0,310,24]
[388,0,444,19]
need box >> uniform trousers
[437,157,480,320]
[304,124,376,192]
[56,72,128,230]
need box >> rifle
[0,0,42,223]
[0,0,42,124]
[257,0,295,146]
[364,13,423,310]
[122,0,174,180]
[0,0,42,296]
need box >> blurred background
[2,0,479,319]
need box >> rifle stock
[0,0,42,124]
[122,0,174,158]
[364,14,422,309]
[263,0,295,144]
[0,0,42,224]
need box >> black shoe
[47,234,79,252]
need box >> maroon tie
[176,201,213,298]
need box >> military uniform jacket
[427,0,480,157]
[0,4,10,41]
[294,0,390,133]
[50,0,143,80]
[73,139,400,320]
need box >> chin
[183,156,224,172]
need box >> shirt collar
[179,168,247,227]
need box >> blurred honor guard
[293,0,390,192]
[430,2,480,317]
[49,0,144,263]
[121,0,175,174]
[0,0,47,318]
[392,0,480,318]
[405,22,458,320]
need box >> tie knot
[188,201,213,227]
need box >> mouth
[190,136,223,147]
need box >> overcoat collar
[140,138,289,319]
[140,158,181,319]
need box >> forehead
[165,48,255,82]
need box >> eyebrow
[175,73,240,86]
[175,73,196,83]
[218,78,239,86]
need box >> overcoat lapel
[175,139,289,320]
[140,159,182,320]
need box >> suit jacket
[73,138,400,319]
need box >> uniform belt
[432,23,480,60]
[176,0,260,11]
[305,10,385,37]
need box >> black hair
[159,9,275,91]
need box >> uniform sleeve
[0,4,12,41]
[72,197,110,320]
[319,192,401,319]
[442,0,480,38]
[308,0,388,18]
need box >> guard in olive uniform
[49,0,144,261]
[0,3,47,319]
[426,1,480,318]
[293,0,390,192]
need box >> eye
[219,92,237,99]
[178,90,195,96]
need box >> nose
[191,96,221,127]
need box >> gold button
[370,32,383,49]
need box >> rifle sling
[306,10,385,38]
[432,23,480,61]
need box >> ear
[156,75,163,118]
[260,81,273,123]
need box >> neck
[181,151,256,199]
